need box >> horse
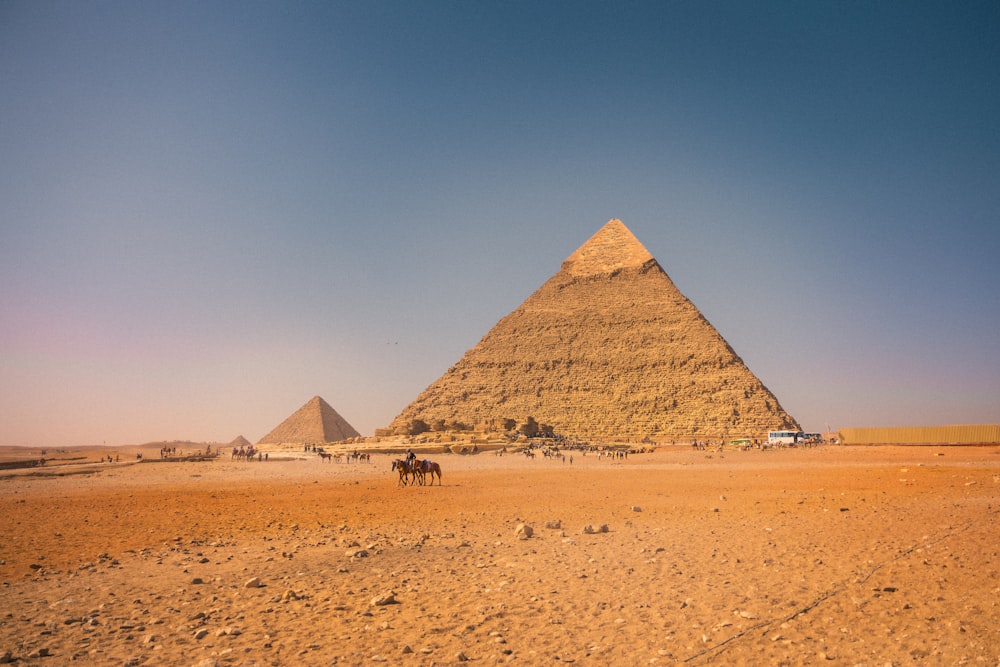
[318,451,333,462]
[416,459,442,486]
[392,459,417,486]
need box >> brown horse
[416,459,442,485]
[318,451,333,462]
[392,459,418,486]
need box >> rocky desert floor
[1,444,998,666]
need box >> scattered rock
[457,651,469,661]
[515,523,533,539]
[582,524,609,534]
[370,591,397,606]
[544,520,562,529]
[244,577,263,589]
[630,505,642,512]
[194,628,209,640]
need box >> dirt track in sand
[1,445,998,665]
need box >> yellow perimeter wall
[838,424,1000,445]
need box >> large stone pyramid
[258,396,360,444]
[387,219,799,440]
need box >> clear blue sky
[2,1,998,446]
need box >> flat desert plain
[1,445,998,666]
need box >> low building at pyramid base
[838,424,1000,445]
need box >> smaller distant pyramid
[229,435,252,449]
[257,396,360,445]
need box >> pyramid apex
[563,219,655,277]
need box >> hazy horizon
[2,2,998,446]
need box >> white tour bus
[767,430,805,446]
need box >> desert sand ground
[1,444,998,666]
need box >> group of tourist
[231,445,267,461]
